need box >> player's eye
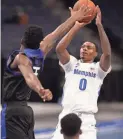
[87,45,92,49]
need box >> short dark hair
[21,25,43,49]
[61,113,82,137]
[93,42,98,53]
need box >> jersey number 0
[79,78,87,91]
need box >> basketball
[73,0,96,22]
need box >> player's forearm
[52,16,77,39]
[97,24,111,56]
[26,74,44,95]
[41,16,78,54]
[56,25,80,52]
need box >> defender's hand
[69,5,92,22]
[40,89,53,102]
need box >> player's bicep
[10,54,33,80]
[56,49,70,65]
[7,53,27,75]
[10,53,29,69]
[17,55,33,78]
[18,64,34,79]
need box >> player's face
[80,42,97,62]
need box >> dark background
[1,0,123,103]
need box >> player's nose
[83,47,87,51]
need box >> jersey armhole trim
[6,50,22,76]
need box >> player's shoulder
[70,55,78,61]
[14,52,31,66]
[88,62,100,71]
[88,62,101,73]
[91,61,100,66]
[69,55,79,64]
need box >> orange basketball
[73,0,96,22]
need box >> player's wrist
[70,12,80,23]
[96,23,103,28]
[36,85,45,96]
[40,87,44,91]
[73,23,84,30]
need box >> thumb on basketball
[82,14,92,25]
[74,21,88,29]
[75,21,84,26]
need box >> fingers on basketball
[73,0,97,23]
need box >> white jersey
[59,55,111,113]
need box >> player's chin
[80,55,85,59]
[80,55,83,59]
[81,56,89,61]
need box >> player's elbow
[103,54,111,60]
[103,48,111,57]
[56,44,64,53]
[56,46,60,53]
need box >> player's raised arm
[56,21,89,65]
[96,6,111,71]
[11,54,52,101]
[40,5,91,56]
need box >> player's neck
[81,59,93,63]
[64,135,78,139]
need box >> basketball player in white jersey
[52,6,111,139]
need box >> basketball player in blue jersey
[52,6,111,139]
[1,5,91,139]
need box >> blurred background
[1,0,123,139]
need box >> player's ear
[79,129,82,135]
[60,129,63,134]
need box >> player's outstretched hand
[40,89,53,102]
[69,5,92,22]
[95,6,102,26]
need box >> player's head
[21,25,43,49]
[60,113,82,139]
[80,41,98,62]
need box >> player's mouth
[82,52,88,56]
